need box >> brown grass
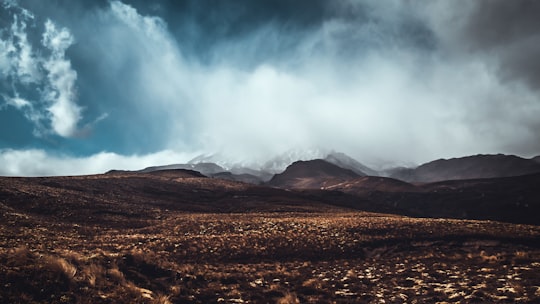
[82,263,105,286]
[277,292,300,304]
[9,246,33,266]
[1,215,539,303]
[152,294,172,304]
[44,256,77,281]
[107,266,126,284]
[1,179,540,304]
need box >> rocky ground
[1,173,539,303]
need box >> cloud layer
[0,148,196,176]
[1,0,540,175]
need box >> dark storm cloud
[406,0,540,158]
[119,0,436,67]
[457,0,540,89]
[129,0,331,36]
[463,0,540,48]
[115,0,331,66]
[1,0,540,176]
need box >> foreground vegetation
[2,210,540,303]
[1,173,539,303]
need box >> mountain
[140,162,225,176]
[211,172,263,185]
[324,152,377,176]
[229,166,274,182]
[391,154,540,183]
[267,159,359,189]
[323,176,416,195]
[383,167,416,181]
[139,163,273,185]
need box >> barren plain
[1,171,539,303]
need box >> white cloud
[5,95,30,109]
[110,0,167,40]
[0,11,40,83]
[41,19,81,137]
[0,39,11,75]
[42,19,73,52]
[11,15,40,83]
[107,1,191,110]
[0,149,198,176]
[1,3,84,138]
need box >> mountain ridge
[110,152,540,186]
[390,154,540,183]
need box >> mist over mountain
[324,152,378,176]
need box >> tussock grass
[8,245,33,266]
[44,256,77,281]
[152,293,172,304]
[277,292,300,304]
[1,212,540,303]
[82,263,105,286]
[107,266,126,284]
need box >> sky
[1,0,540,176]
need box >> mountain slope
[268,159,359,189]
[324,152,377,176]
[229,166,274,182]
[323,176,416,195]
[211,172,263,185]
[366,173,540,225]
[392,154,540,182]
